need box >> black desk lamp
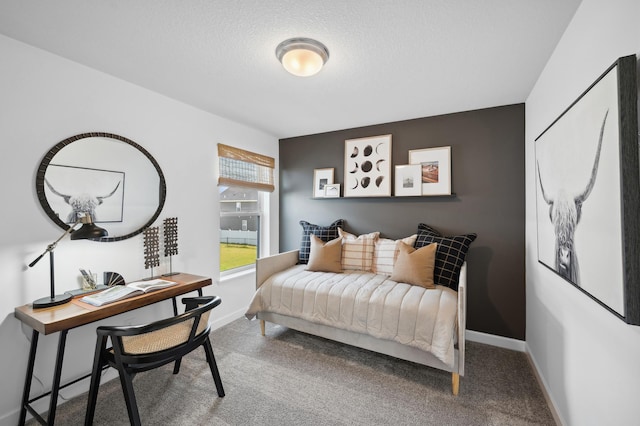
[28,213,108,308]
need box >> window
[217,144,274,273]
[219,186,261,272]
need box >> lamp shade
[71,222,108,240]
[276,38,329,77]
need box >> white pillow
[373,234,418,275]
[338,228,380,272]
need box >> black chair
[85,296,225,426]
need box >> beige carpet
[31,318,555,425]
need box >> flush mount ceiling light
[276,37,329,77]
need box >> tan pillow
[389,242,437,288]
[373,234,418,275]
[306,234,343,273]
[338,227,380,271]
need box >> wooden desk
[15,273,212,425]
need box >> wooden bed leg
[260,319,265,336]
[452,373,460,396]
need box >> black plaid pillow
[299,219,345,264]
[414,223,476,290]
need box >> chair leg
[173,358,182,374]
[203,338,225,397]
[117,368,142,426]
[84,336,108,426]
[174,297,208,374]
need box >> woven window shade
[217,143,275,192]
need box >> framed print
[408,146,451,196]
[344,134,392,197]
[324,184,341,198]
[44,164,125,223]
[394,164,422,196]
[534,55,639,325]
[313,168,334,198]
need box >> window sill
[220,267,255,283]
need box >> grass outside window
[220,243,257,271]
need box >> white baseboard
[525,344,565,426]
[466,329,527,352]
[211,308,246,330]
[465,331,562,425]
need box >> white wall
[525,0,640,424]
[0,35,278,425]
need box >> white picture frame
[394,164,422,196]
[408,146,452,196]
[313,168,334,198]
[344,134,392,197]
[324,183,341,198]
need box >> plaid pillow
[299,219,345,264]
[338,227,379,272]
[414,223,476,290]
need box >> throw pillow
[414,223,477,290]
[389,242,437,288]
[338,227,380,271]
[372,234,418,275]
[306,234,343,273]
[299,219,345,264]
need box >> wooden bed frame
[255,249,467,395]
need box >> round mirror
[36,132,166,242]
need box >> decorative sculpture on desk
[162,217,179,276]
[143,226,160,279]
[104,271,125,286]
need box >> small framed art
[313,168,334,198]
[324,184,341,198]
[408,146,452,196]
[394,164,422,196]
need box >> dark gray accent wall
[279,104,525,340]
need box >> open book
[80,279,178,307]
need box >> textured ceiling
[0,1,581,138]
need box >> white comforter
[245,265,458,367]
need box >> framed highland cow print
[534,55,639,325]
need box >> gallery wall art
[344,135,391,197]
[408,146,452,196]
[394,164,422,196]
[313,168,334,198]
